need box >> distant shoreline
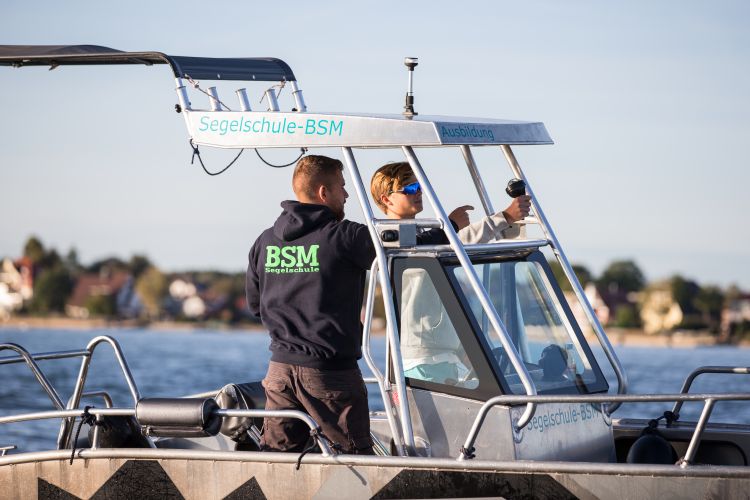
[584,327,750,348]
[2,317,748,348]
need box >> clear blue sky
[1,0,749,288]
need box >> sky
[1,1,748,288]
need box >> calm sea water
[1,327,748,452]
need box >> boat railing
[56,336,141,449]
[458,391,750,467]
[672,366,750,418]
[0,407,334,456]
[0,336,142,450]
[385,239,550,258]
[66,391,114,409]
[361,260,402,458]
[0,343,66,411]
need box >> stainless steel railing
[672,366,750,418]
[0,343,66,410]
[0,336,141,450]
[361,260,404,457]
[57,336,141,449]
[0,445,16,457]
[458,391,750,467]
[0,407,333,456]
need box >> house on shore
[0,257,34,319]
[65,270,141,319]
[722,293,750,339]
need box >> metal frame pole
[460,145,495,336]
[175,78,191,110]
[0,349,90,365]
[0,344,64,411]
[289,81,307,112]
[672,366,750,417]
[680,399,716,467]
[402,146,537,433]
[500,145,628,413]
[57,336,141,449]
[341,147,416,455]
[457,392,748,461]
[362,260,406,455]
[460,145,495,215]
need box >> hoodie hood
[273,200,336,241]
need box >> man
[246,155,375,454]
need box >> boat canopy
[185,111,553,148]
[0,45,296,82]
[0,44,552,148]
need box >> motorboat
[1,45,748,500]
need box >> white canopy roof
[185,110,553,149]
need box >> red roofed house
[66,271,140,319]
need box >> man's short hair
[292,155,344,200]
[370,162,414,213]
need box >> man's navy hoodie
[246,201,375,370]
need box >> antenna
[403,57,418,116]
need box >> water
[1,327,748,452]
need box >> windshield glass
[450,258,607,394]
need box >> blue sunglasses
[392,181,421,195]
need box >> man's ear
[316,184,328,204]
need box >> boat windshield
[448,257,608,395]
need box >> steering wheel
[491,346,540,374]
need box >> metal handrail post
[460,146,495,215]
[92,336,140,403]
[362,260,405,455]
[0,349,90,366]
[57,336,141,449]
[216,409,332,456]
[458,392,750,461]
[1,408,137,425]
[66,391,114,409]
[341,146,416,455]
[500,144,628,413]
[672,366,750,417]
[403,146,537,431]
[461,145,495,336]
[289,81,307,112]
[0,344,65,410]
[680,399,716,467]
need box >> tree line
[10,236,249,324]
[5,237,745,336]
[548,259,736,336]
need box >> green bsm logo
[265,244,320,274]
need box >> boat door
[390,248,615,462]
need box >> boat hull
[2,449,749,500]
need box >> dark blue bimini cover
[0,45,296,82]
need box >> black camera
[505,178,526,198]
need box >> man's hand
[449,205,474,230]
[502,195,531,223]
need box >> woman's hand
[448,205,474,229]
